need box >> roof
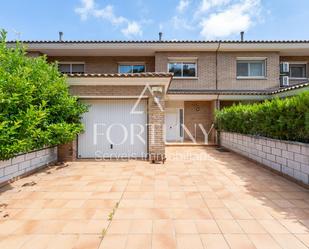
[167,82,309,95]
[67,72,173,78]
[7,40,309,44]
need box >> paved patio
[1,147,309,249]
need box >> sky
[1,0,309,41]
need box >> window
[237,60,266,78]
[290,64,307,78]
[168,62,197,78]
[58,63,85,74]
[118,64,146,73]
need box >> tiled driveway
[1,147,309,249]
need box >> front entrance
[165,108,184,142]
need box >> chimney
[159,32,163,41]
[59,31,63,42]
[240,31,244,42]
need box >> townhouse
[17,38,309,161]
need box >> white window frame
[167,57,198,79]
[289,61,307,80]
[118,62,146,73]
[236,57,267,79]
[58,62,85,74]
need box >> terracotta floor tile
[152,234,177,249]
[258,219,290,234]
[125,234,151,249]
[195,220,221,234]
[0,235,31,249]
[2,147,309,248]
[210,208,233,219]
[224,234,256,249]
[72,235,101,249]
[174,220,198,234]
[248,234,281,249]
[295,234,309,247]
[200,234,230,249]
[272,233,308,249]
[279,219,309,234]
[99,235,127,249]
[20,235,55,249]
[237,220,267,234]
[129,219,152,234]
[216,220,243,234]
[108,220,131,234]
[176,234,204,249]
[153,219,175,234]
[46,235,78,249]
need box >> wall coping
[221,131,309,147]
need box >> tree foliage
[0,30,88,160]
[215,92,309,143]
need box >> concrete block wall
[0,147,57,185]
[220,132,309,185]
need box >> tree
[0,29,88,160]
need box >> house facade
[20,40,309,161]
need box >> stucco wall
[220,132,309,185]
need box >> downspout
[215,41,221,145]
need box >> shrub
[0,30,88,160]
[215,91,309,143]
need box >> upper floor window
[290,63,307,78]
[237,59,266,78]
[58,62,85,74]
[168,61,197,78]
[118,64,146,73]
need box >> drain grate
[216,147,230,152]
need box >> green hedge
[0,30,88,160]
[215,92,309,143]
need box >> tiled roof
[7,40,309,44]
[67,72,173,78]
[167,82,309,95]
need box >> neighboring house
[13,39,309,161]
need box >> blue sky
[1,0,309,41]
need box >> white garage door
[78,99,147,159]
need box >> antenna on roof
[59,31,64,42]
[159,32,163,41]
[240,31,244,42]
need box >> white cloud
[172,16,195,31]
[199,0,261,39]
[75,0,95,20]
[121,21,142,37]
[75,0,142,37]
[200,0,231,12]
[177,0,191,13]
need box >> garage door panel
[78,99,147,158]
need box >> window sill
[236,77,267,80]
[173,77,199,80]
[289,77,308,80]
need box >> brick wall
[217,52,280,90]
[155,52,216,90]
[220,132,309,185]
[184,101,215,143]
[155,51,280,91]
[48,56,155,73]
[0,147,57,186]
